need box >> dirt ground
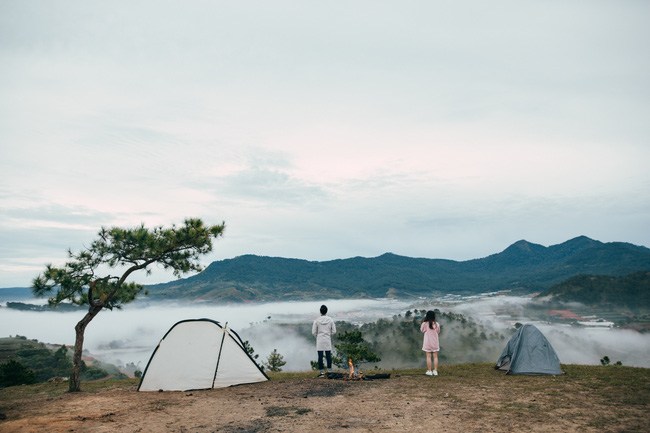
[1,365,648,433]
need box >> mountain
[0,287,34,301]
[145,236,650,302]
[537,271,650,310]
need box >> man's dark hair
[320,305,328,315]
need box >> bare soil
[1,364,648,433]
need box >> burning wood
[347,357,363,380]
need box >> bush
[79,361,110,380]
[0,360,36,387]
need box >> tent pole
[212,322,228,388]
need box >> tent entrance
[138,318,269,391]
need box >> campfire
[347,357,363,380]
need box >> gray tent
[495,324,563,375]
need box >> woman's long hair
[423,310,436,329]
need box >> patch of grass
[295,407,312,415]
[381,363,649,429]
[563,364,650,406]
[587,415,617,429]
[264,371,316,381]
[148,400,173,411]
[0,380,67,401]
[265,405,312,417]
[0,377,137,405]
[221,419,271,433]
[265,406,291,417]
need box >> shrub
[266,349,287,372]
[0,360,36,387]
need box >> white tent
[138,318,269,391]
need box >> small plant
[243,340,259,361]
[265,349,287,372]
[243,340,264,371]
[600,356,623,366]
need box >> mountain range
[145,236,650,302]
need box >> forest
[0,336,124,388]
[285,309,510,371]
[539,271,650,310]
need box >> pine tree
[265,349,287,372]
[334,330,380,377]
[32,218,225,391]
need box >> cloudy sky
[1,1,649,288]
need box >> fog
[0,299,411,371]
[444,296,650,368]
[1,296,648,371]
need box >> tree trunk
[69,307,102,392]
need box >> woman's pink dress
[420,321,440,352]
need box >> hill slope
[146,236,650,301]
[538,271,650,310]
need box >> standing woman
[420,310,441,376]
[312,304,336,377]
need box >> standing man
[312,304,336,377]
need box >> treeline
[0,336,124,388]
[4,302,84,312]
[286,310,509,370]
[539,271,650,310]
[358,310,507,368]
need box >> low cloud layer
[1,296,647,372]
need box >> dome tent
[495,324,563,375]
[138,318,269,391]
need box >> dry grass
[1,363,649,433]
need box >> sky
[1,1,649,288]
